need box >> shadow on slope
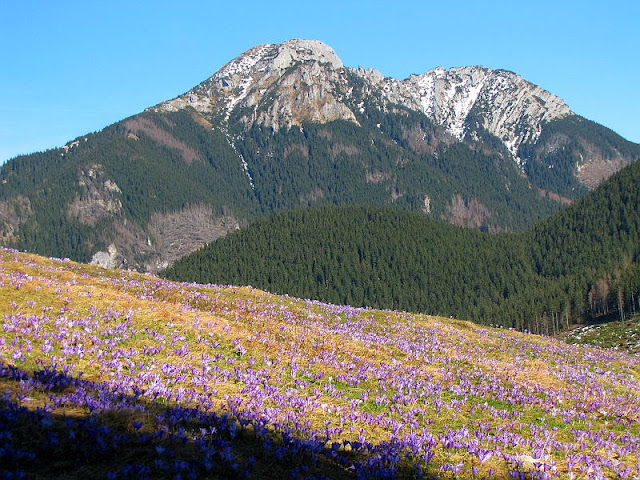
[0,363,429,480]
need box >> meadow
[1,246,639,479]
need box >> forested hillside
[519,115,640,197]
[1,108,565,270]
[164,159,640,331]
[3,39,640,271]
[0,109,257,267]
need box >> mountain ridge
[153,39,573,163]
[1,39,638,270]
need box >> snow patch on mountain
[475,69,572,157]
[216,44,272,118]
[359,65,571,159]
[154,39,572,162]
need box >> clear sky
[1,0,639,164]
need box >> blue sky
[1,0,639,164]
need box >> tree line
[163,159,640,331]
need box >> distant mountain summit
[156,40,571,162]
[154,39,635,188]
[365,65,571,159]
[156,40,356,128]
[1,39,639,270]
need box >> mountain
[156,40,637,195]
[2,39,639,270]
[156,40,568,158]
[2,247,640,479]
[163,159,640,330]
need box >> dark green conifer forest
[1,108,569,264]
[164,159,640,332]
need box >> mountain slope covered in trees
[164,159,640,330]
[0,109,564,271]
[2,40,639,270]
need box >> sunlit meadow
[1,247,638,479]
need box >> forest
[163,158,640,332]
[1,106,568,266]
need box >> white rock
[90,244,120,269]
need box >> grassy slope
[562,316,640,355]
[1,247,639,479]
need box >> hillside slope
[2,40,639,270]
[1,247,639,478]
[164,159,640,329]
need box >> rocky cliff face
[158,40,356,130]
[67,164,123,226]
[156,40,572,165]
[362,66,571,160]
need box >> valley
[164,158,640,330]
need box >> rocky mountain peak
[212,39,343,93]
[156,40,346,126]
[357,65,572,159]
[156,40,573,161]
[269,39,343,70]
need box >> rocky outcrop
[67,165,123,226]
[90,244,121,269]
[249,60,358,130]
